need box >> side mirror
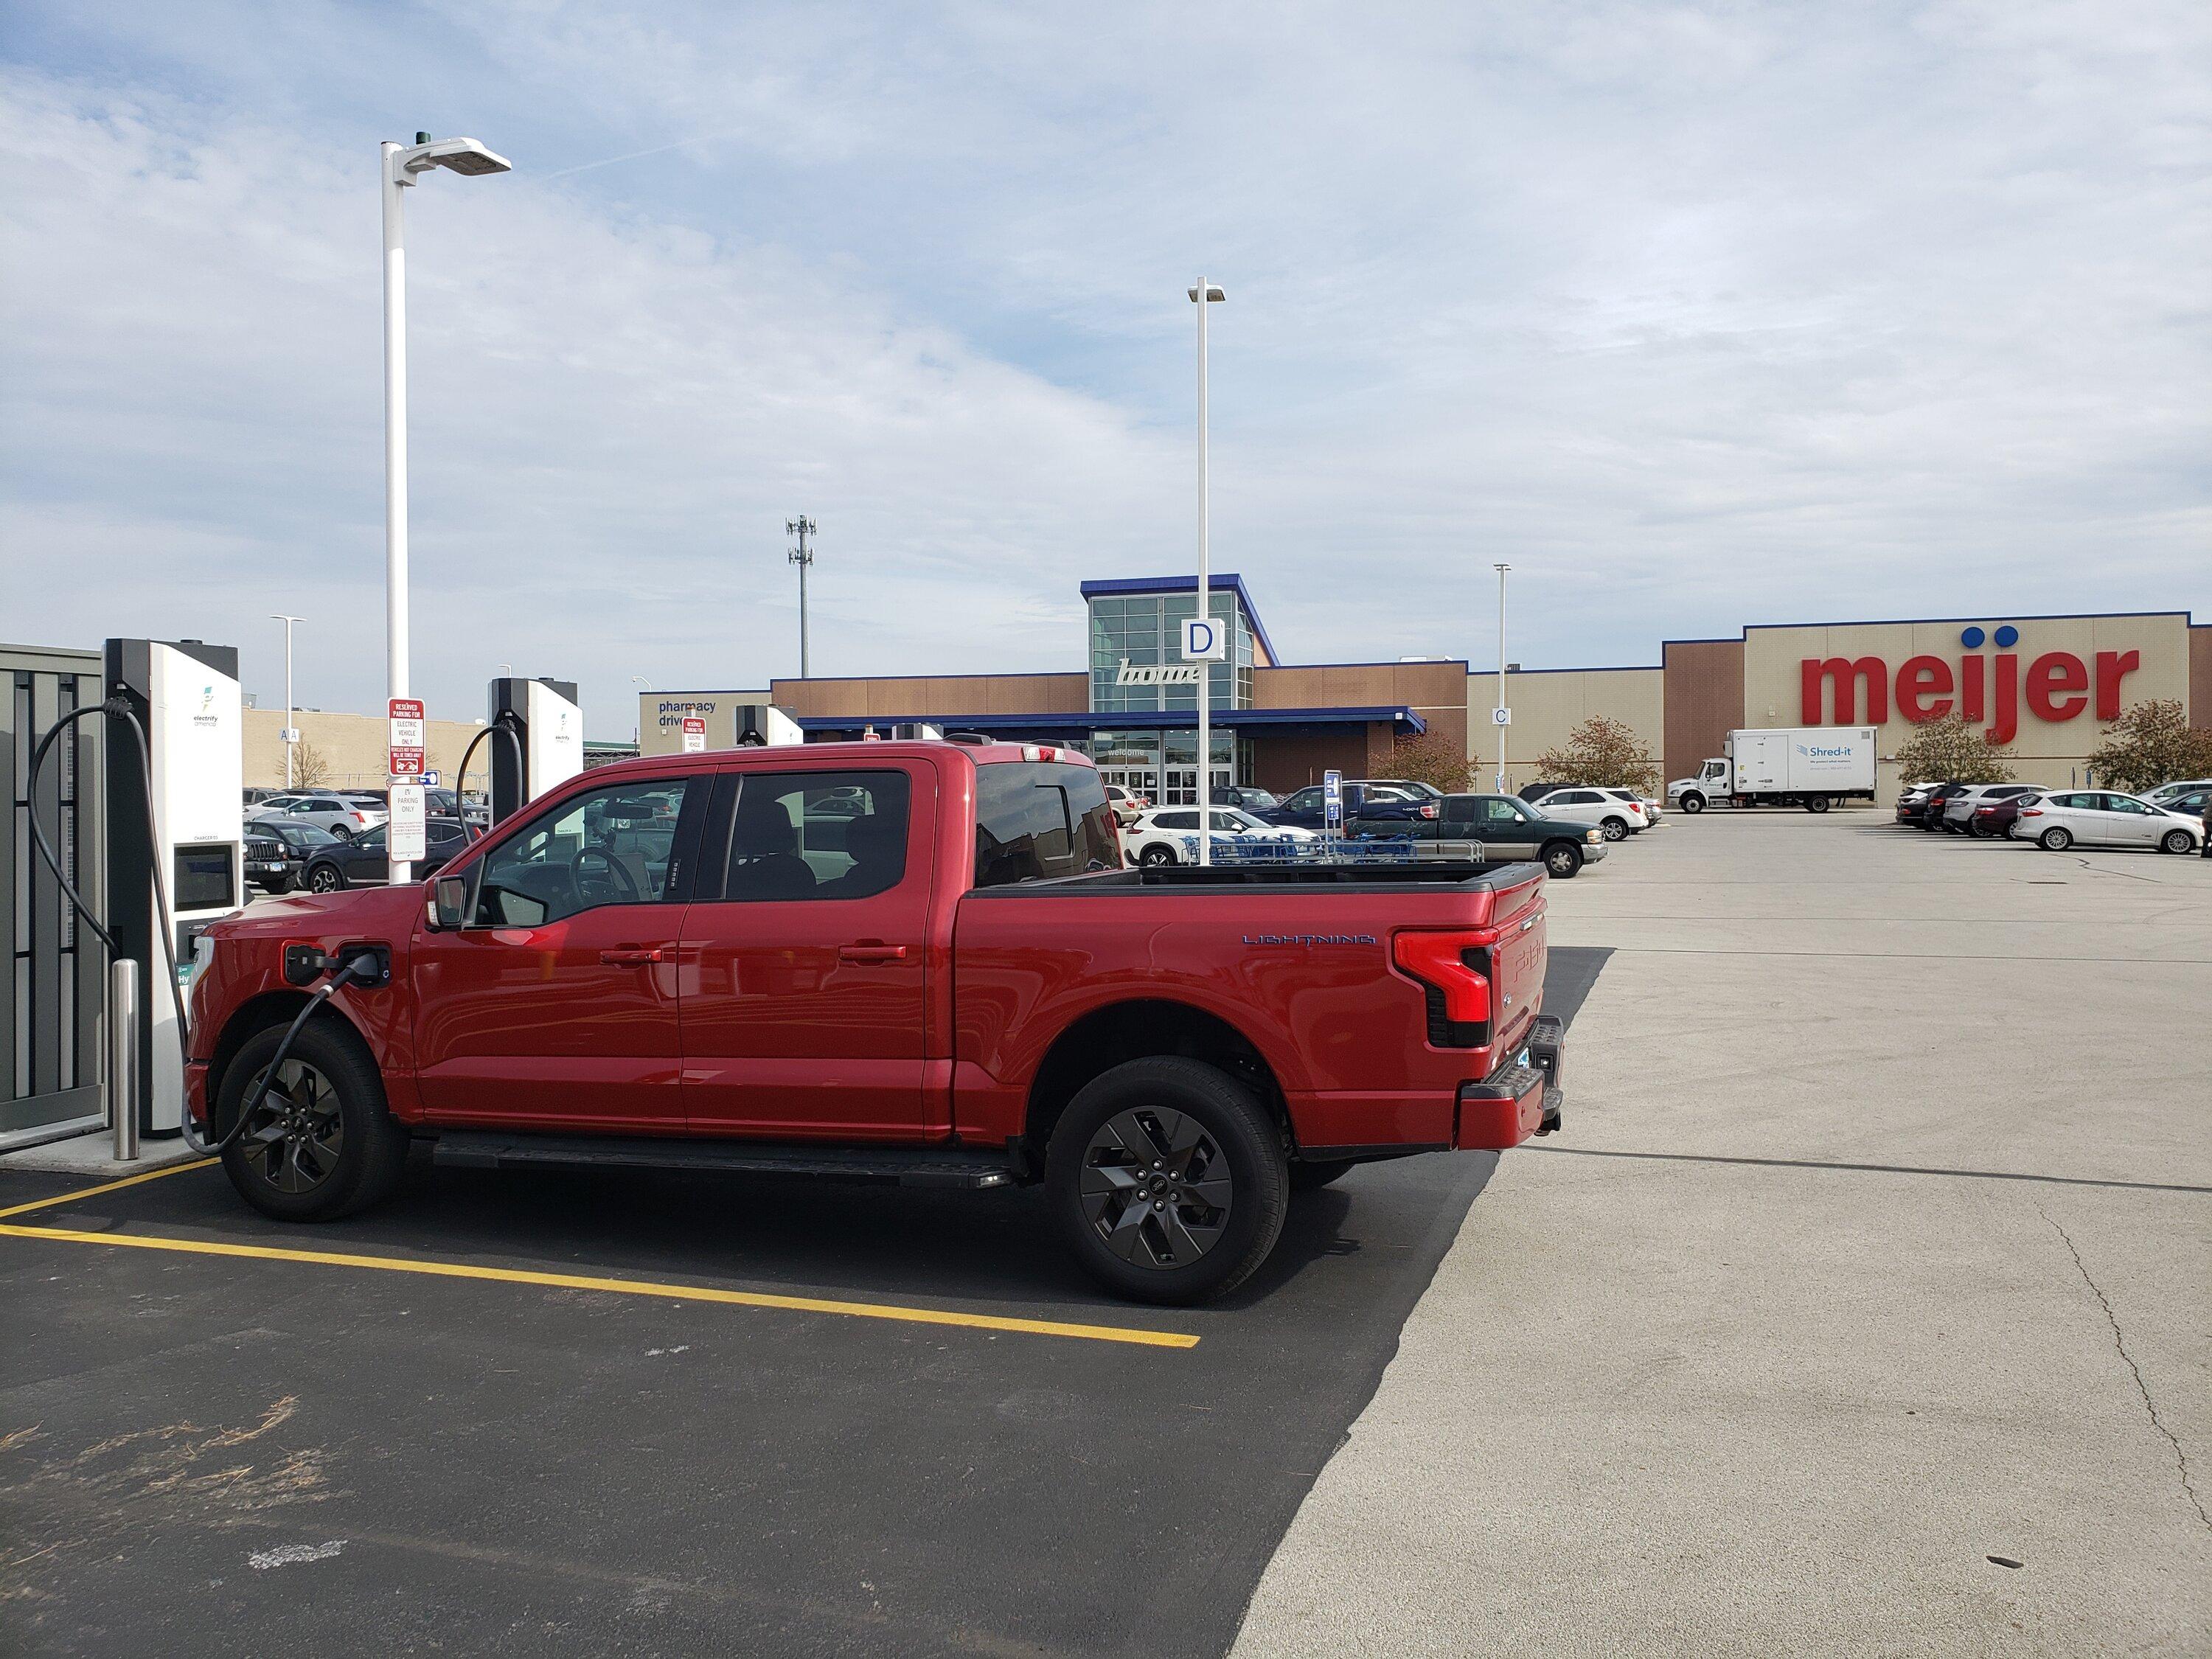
[431,874,471,931]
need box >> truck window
[719,770,911,901]
[974,762,1121,888]
[474,777,697,926]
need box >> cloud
[3,1,2207,735]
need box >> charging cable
[452,715,526,838]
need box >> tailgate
[1487,872,1548,1051]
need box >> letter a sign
[1180,616,1228,661]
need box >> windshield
[1235,789,1279,809]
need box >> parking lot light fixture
[1189,280,1225,862]
[383,131,511,883]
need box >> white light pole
[1189,279,1225,863]
[271,614,303,788]
[1494,563,1512,793]
[382,131,512,883]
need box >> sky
[2,1,2207,738]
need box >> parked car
[1103,784,1150,828]
[248,790,388,840]
[2015,791,2204,854]
[187,740,1566,1305]
[1354,793,1608,880]
[1968,790,2046,839]
[243,820,340,893]
[1523,786,1647,841]
[297,816,473,891]
[1893,782,1943,825]
[1942,783,2045,835]
[424,786,489,829]
[1262,780,1436,831]
[1208,785,1281,813]
[2142,779,2212,811]
[2148,784,2211,823]
[1913,782,1978,831]
[1518,782,1571,804]
[1121,806,1318,866]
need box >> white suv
[1533,787,1647,841]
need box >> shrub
[2084,700,2212,793]
[1891,714,2014,786]
[1386,730,1475,795]
[1534,716,1660,793]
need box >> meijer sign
[1801,625,2140,743]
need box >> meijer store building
[641,576,2210,800]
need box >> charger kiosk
[104,638,244,1135]
[489,677,584,822]
[731,703,805,747]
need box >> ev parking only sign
[387,781,427,863]
[681,715,707,753]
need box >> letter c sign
[1180,616,1228,661]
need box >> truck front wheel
[216,1020,410,1222]
[1679,793,1705,814]
[1543,843,1583,879]
[1046,1057,1287,1306]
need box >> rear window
[973,762,1121,888]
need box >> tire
[217,1019,410,1222]
[1806,795,1830,814]
[1680,794,1705,815]
[1600,818,1627,841]
[1138,844,1178,868]
[329,823,354,840]
[2160,829,2194,855]
[1046,1056,1288,1306]
[1543,842,1583,879]
[2039,827,2072,851]
[306,862,345,892]
[1290,1159,1356,1193]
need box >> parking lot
[5,808,2206,1657]
[1236,807,2211,1656]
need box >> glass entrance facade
[1088,586,1256,715]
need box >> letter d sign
[1180,616,1227,661]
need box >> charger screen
[173,844,237,911]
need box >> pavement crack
[2041,1207,2211,1534]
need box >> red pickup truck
[188,740,1562,1303]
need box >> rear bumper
[1453,1015,1565,1150]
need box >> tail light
[1394,930,1494,1046]
[1418,803,1439,819]
[2020,807,2042,817]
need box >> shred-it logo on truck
[1801,625,2141,742]
[1792,741,1863,770]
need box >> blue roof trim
[794,703,1426,737]
[1077,572,1279,666]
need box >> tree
[2084,699,2212,793]
[1534,715,1660,793]
[1891,714,2014,785]
[293,740,331,787]
[1387,729,1473,795]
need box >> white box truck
[1667,727,1877,814]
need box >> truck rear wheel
[217,1020,410,1222]
[1806,795,1830,813]
[1046,1056,1287,1306]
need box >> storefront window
[1088,586,1255,714]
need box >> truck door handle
[838,943,908,963]
[599,947,666,966]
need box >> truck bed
[963,860,1528,894]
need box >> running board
[431,1130,1021,1189]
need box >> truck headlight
[1585,829,1601,843]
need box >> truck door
[680,763,934,1140]
[411,774,705,1131]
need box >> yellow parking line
[0,1222,1201,1350]
[0,1157,217,1220]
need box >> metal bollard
[109,959,139,1162]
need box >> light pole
[270,614,303,788]
[1189,279,1225,862]
[630,675,655,691]
[383,131,511,883]
[1494,563,1512,793]
[787,516,816,678]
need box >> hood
[211,880,425,941]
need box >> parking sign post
[1189,278,1225,863]
[1324,769,1342,850]
[387,696,427,879]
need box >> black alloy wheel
[235,1058,346,1194]
[1046,1056,1287,1304]
[307,862,345,892]
[1138,844,1178,867]
[1545,843,1582,879]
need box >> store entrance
[1100,765,1159,808]
[1159,765,1232,807]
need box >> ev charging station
[103,637,244,1136]
[733,703,805,747]
[488,676,584,821]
